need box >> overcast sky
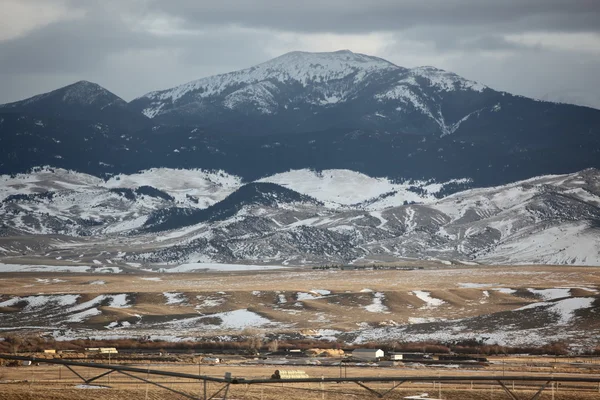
[1,0,599,108]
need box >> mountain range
[1,166,599,267]
[1,50,600,267]
[2,50,600,186]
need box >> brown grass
[2,362,600,399]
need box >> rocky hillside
[1,167,599,267]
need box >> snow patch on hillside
[412,291,445,308]
[105,168,242,208]
[364,292,389,313]
[258,169,468,208]
[410,66,486,92]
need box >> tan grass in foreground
[1,265,600,295]
[2,362,600,399]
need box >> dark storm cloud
[0,13,150,74]
[0,0,599,108]
[147,0,600,35]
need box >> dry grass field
[1,265,600,398]
[2,360,600,399]
[0,265,599,346]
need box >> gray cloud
[148,0,600,34]
[0,0,599,109]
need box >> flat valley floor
[0,265,599,345]
[2,361,600,399]
[1,265,600,399]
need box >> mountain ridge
[1,166,599,266]
[1,49,600,200]
[127,50,495,135]
[0,80,149,130]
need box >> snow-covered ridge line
[0,166,469,209]
[137,50,399,103]
[2,166,600,267]
[132,49,489,124]
[258,169,471,207]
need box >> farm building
[85,347,118,354]
[351,348,384,360]
[390,352,432,361]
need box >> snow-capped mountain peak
[255,50,399,83]
[59,80,122,106]
[131,50,404,119]
[0,80,148,129]
[139,50,398,103]
[0,80,125,109]
[128,50,497,135]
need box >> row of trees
[1,333,598,357]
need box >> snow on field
[408,317,444,324]
[309,329,343,341]
[297,292,319,301]
[492,288,516,294]
[140,277,162,281]
[161,263,287,272]
[89,280,106,285]
[360,288,374,293]
[167,309,279,330]
[528,288,571,301]
[0,294,79,309]
[549,298,595,324]
[96,267,122,273]
[215,309,276,330]
[107,294,130,308]
[66,308,101,323]
[0,263,91,273]
[458,283,497,288]
[351,317,585,347]
[163,292,186,304]
[297,290,331,301]
[36,278,66,284]
[364,292,390,313]
[278,294,287,304]
[68,294,129,311]
[412,291,445,308]
[70,295,107,312]
[517,297,595,325]
[196,296,225,309]
[404,394,439,400]
[75,384,109,389]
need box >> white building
[351,348,384,360]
